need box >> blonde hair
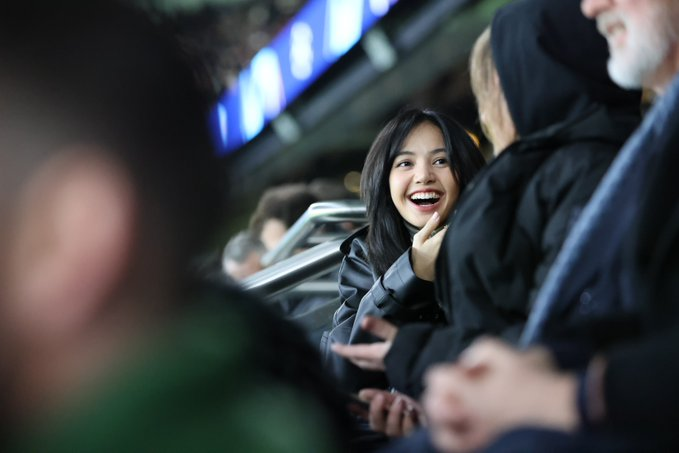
[469,27,495,111]
[469,26,517,153]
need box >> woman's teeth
[410,192,441,205]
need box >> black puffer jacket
[321,227,444,392]
[384,0,641,398]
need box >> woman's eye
[433,158,449,166]
[395,160,412,168]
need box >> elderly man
[421,0,679,451]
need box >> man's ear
[8,149,136,340]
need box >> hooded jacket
[385,0,641,397]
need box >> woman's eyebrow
[395,148,446,157]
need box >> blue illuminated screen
[211,0,400,155]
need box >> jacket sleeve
[385,320,524,398]
[597,327,679,436]
[321,239,435,392]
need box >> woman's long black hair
[361,108,486,276]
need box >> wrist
[552,373,580,432]
[529,372,579,432]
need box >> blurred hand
[358,388,425,437]
[423,338,578,453]
[412,212,448,281]
[331,316,398,371]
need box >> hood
[491,0,640,138]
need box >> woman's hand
[412,211,448,281]
[358,388,425,437]
[331,316,398,371]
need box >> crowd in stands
[4,0,679,452]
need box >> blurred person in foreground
[0,2,347,451]
[333,0,640,438]
[421,0,679,451]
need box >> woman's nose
[415,165,434,184]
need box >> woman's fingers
[369,392,389,432]
[358,388,384,402]
[361,315,399,341]
[428,225,449,247]
[330,341,389,370]
[385,397,406,436]
[412,221,448,281]
[402,406,419,436]
[414,211,441,245]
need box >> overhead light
[272,112,302,145]
[362,27,397,72]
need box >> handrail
[261,199,366,267]
[242,239,344,300]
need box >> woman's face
[388,122,459,229]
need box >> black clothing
[321,227,444,392]
[475,73,679,453]
[568,75,679,444]
[385,0,641,398]
[385,427,650,453]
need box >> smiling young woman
[321,108,485,393]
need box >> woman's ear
[7,148,136,341]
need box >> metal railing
[242,200,366,300]
[241,239,344,299]
[261,199,366,267]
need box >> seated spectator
[0,2,348,451]
[249,181,353,347]
[419,0,679,451]
[249,182,319,252]
[322,108,485,394]
[222,230,265,280]
[332,0,641,437]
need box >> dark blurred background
[137,0,509,235]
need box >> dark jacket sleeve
[598,327,679,438]
[384,320,524,398]
[321,238,436,392]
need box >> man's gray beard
[606,8,674,89]
[607,39,669,89]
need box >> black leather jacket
[320,226,444,392]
